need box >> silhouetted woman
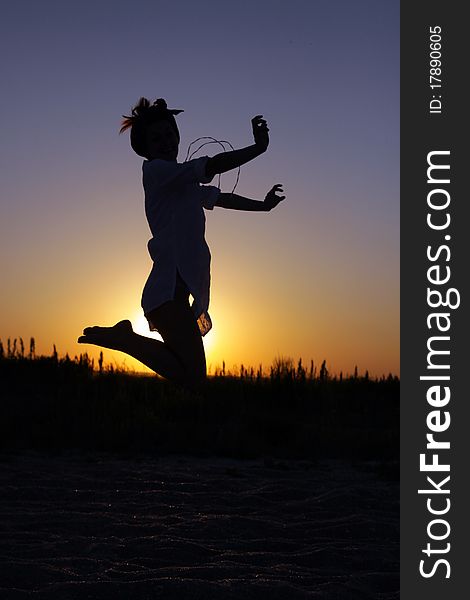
[78,97,285,388]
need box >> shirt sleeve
[200,185,220,210]
[144,155,215,188]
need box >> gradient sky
[0,0,399,377]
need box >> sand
[0,453,398,599]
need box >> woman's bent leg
[78,302,206,387]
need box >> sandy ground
[0,453,398,599]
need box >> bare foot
[77,319,134,351]
[82,319,133,336]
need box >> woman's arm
[215,192,267,211]
[205,115,269,180]
[215,185,285,212]
[206,145,263,180]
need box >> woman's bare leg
[78,319,188,382]
[78,301,206,387]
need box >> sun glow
[202,327,217,365]
[129,308,219,371]
[131,310,163,341]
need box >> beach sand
[0,453,398,599]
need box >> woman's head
[120,97,183,161]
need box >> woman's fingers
[266,184,286,206]
[252,115,269,128]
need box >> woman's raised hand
[252,115,269,151]
[264,184,285,211]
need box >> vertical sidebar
[401,2,468,597]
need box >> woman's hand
[252,115,269,151]
[264,184,285,211]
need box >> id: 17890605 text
[429,25,443,114]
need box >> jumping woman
[78,97,285,388]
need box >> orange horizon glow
[0,270,399,379]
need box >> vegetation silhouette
[1,337,398,463]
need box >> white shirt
[141,155,220,336]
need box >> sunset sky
[0,0,399,377]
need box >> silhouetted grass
[0,337,399,461]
